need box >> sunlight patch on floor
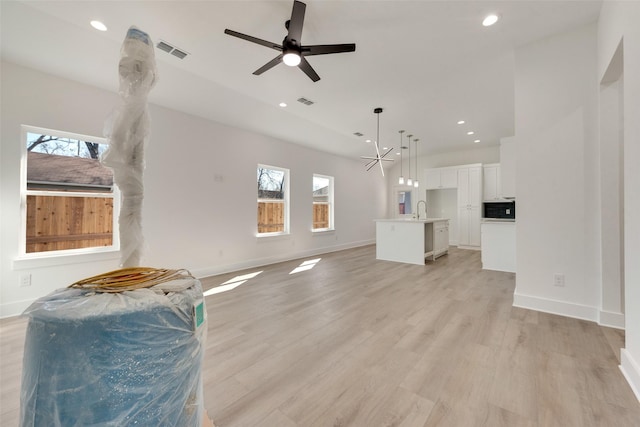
[289,258,322,274]
[203,271,263,296]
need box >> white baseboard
[191,239,375,280]
[620,349,640,402]
[513,292,598,322]
[599,310,625,330]
[1,240,375,319]
[0,298,36,319]
[457,245,481,251]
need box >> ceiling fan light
[283,52,301,66]
[482,14,499,27]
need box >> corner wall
[0,61,386,318]
[512,23,601,321]
[598,0,640,401]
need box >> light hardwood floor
[1,246,638,426]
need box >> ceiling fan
[224,0,356,82]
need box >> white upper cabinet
[424,167,458,190]
[458,166,482,207]
[483,164,502,201]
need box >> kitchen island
[375,218,449,265]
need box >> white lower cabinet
[481,222,516,272]
[458,206,481,247]
[434,220,449,258]
[457,166,482,248]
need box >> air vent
[297,97,314,106]
[157,41,173,53]
[353,132,364,137]
[171,49,188,59]
[156,40,189,60]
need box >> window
[257,165,289,235]
[313,174,334,231]
[21,126,118,255]
[397,190,413,216]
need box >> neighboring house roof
[313,186,328,197]
[27,151,113,188]
[313,186,329,202]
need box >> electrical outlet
[554,273,565,287]
[20,273,31,287]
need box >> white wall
[598,0,640,401]
[0,61,386,318]
[513,24,601,320]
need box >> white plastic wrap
[19,279,206,427]
[102,26,157,267]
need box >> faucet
[417,200,427,220]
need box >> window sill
[312,228,335,234]
[256,232,291,239]
[13,247,120,270]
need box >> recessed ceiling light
[474,139,480,143]
[396,152,400,155]
[90,20,108,31]
[482,14,499,27]
[457,120,465,125]
[383,147,388,150]
[279,102,287,107]
[365,139,371,143]
[467,131,475,135]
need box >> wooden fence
[26,195,113,253]
[258,201,329,233]
[313,203,329,229]
[258,201,284,233]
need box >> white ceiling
[1,0,602,163]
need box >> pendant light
[398,130,405,185]
[406,134,413,186]
[413,138,420,188]
[360,107,394,175]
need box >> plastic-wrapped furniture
[20,276,206,427]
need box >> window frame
[256,163,290,237]
[312,173,334,232]
[19,125,120,258]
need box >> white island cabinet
[375,219,449,265]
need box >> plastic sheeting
[19,279,206,427]
[102,26,157,267]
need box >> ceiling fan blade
[224,29,282,51]
[303,43,356,56]
[288,0,306,43]
[253,54,284,75]
[298,56,320,82]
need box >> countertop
[375,218,449,223]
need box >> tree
[257,167,285,199]
[27,135,59,152]
[27,134,100,159]
[84,142,100,159]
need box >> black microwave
[483,201,515,220]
